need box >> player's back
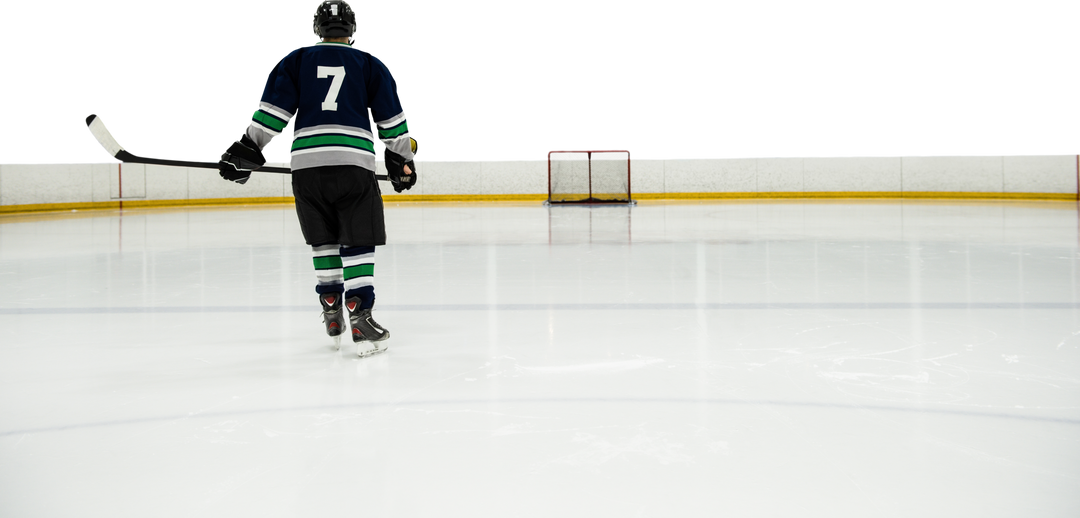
[290,42,380,134]
[250,41,407,172]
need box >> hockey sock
[312,244,344,295]
[341,245,376,309]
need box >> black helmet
[313,1,356,38]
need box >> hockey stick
[85,114,389,180]
[86,114,290,173]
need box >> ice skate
[319,292,346,348]
[345,296,389,358]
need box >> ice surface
[1,200,1078,517]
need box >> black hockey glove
[218,134,266,185]
[218,161,251,184]
[385,146,417,193]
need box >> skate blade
[333,335,342,350]
[356,341,388,358]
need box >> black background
[4,2,1075,159]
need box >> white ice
[1,200,1079,517]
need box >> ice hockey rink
[1,199,1078,517]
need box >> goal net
[547,150,633,204]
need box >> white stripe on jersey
[259,103,294,122]
[375,113,406,129]
[382,134,410,144]
[291,146,375,157]
[249,122,281,137]
[243,120,280,153]
[294,125,374,140]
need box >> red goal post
[546,150,634,205]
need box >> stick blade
[86,114,125,158]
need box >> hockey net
[547,150,633,204]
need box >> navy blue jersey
[244,42,413,172]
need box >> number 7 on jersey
[317,66,346,111]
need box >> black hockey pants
[291,165,386,247]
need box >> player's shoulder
[354,46,380,57]
[352,46,395,69]
[280,42,395,71]
[302,43,386,62]
[282,42,315,56]
[268,41,315,65]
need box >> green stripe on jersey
[313,256,343,270]
[252,111,287,132]
[292,135,375,152]
[343,264,374,279]
[378,122,409,139]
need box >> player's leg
[292,169,347,341]
[313,244,346,338]
[333,166,389,349]
[341,245,388,343]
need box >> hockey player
[217,0,416,357]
